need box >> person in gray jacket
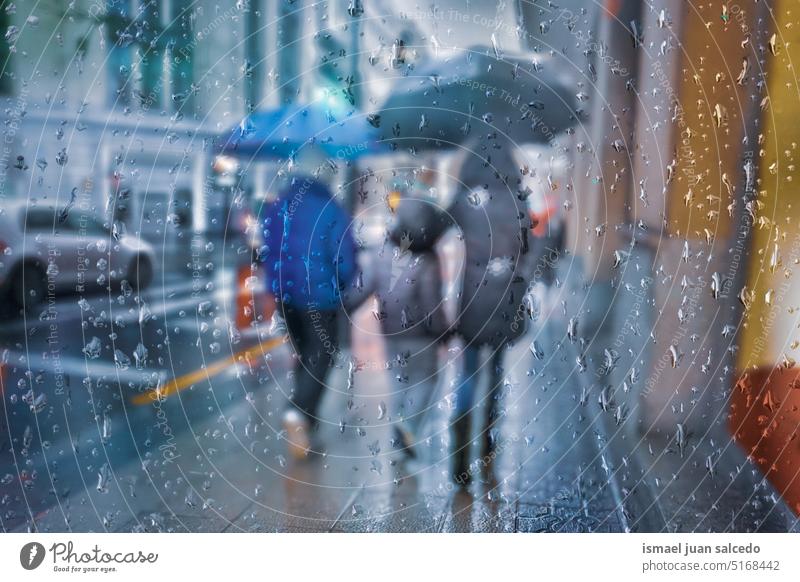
[368,169,451,457]
[448,138,536,485]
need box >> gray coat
[355,197,451,341]
[372,245,448,341]
[449,143,535,348]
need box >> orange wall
[739,0,800,372]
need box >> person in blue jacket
[261,146,356,459]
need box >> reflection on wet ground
[1,246,793,532]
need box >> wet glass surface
[0,0,797,534]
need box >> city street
[2,240,793,532]
[0,0,798,543]
[0,233,619,532]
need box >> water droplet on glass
[83,337,102,359]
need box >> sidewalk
[13,280,793,533]
[17,292,625,532]
[559,255,798,533]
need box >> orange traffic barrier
[730,367,800,515]
[529,193,559,238]
[236,263,276,332]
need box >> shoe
[282,409,311,460]
[451,415,472,487]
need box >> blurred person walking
[448,141,536,486]
[261,146,357,459]
[368,167,451,459]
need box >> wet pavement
[0,238,796,533]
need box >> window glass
[23,209,56,232]
[170,0,195,113]
[106,0,134,106]
[139,0,163,109]
[0,5,11,95]
[64,212,108,236]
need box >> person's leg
[283,306,314,416]
[282,305,307,411]
[482,347,506,456]
[452,344,481,485]
[455,345,481,414]
[281,305,315,458]
[387,338,439,455]
[385,337,407,416]
[400,339,439,436]
[291,309,339,423]
[385,337,412,455]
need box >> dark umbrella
[218,103,388,160]
[378,46,579,151]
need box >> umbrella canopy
[378,46,579,151]
[218,103,387,160]
[389,195,453,252]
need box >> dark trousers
[282,305,339,424]
[455,345,504,415]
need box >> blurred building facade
[0,0,274,239]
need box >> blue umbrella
[218,103,387,160]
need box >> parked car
[0,201,156,311]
